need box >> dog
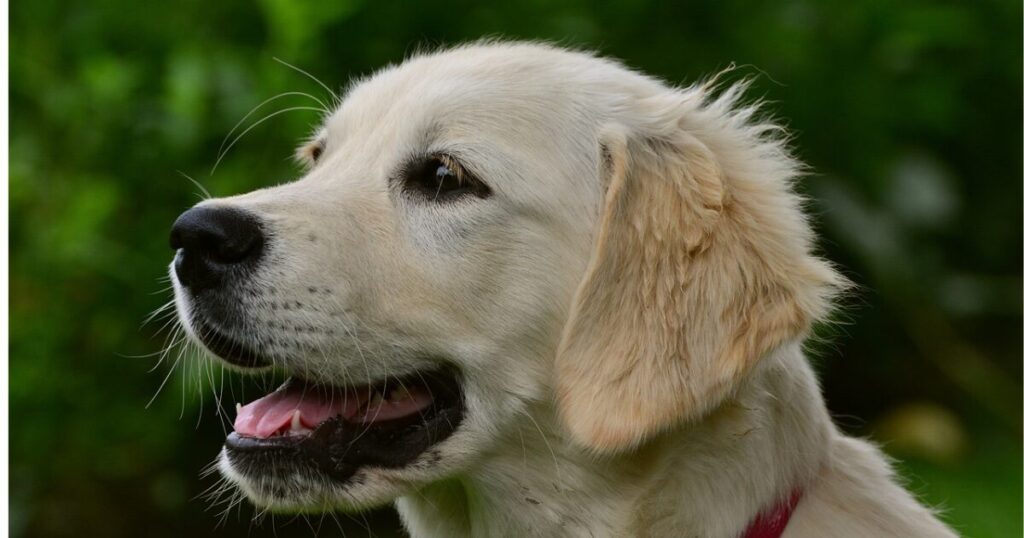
[168,42,958,537]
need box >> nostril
[169,205,264,289]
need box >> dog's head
[169,42,843,512]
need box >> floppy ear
[555,90,844,453]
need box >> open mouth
[224,366,464,483]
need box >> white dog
[169,42,958,537]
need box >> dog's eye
[310,144,324,162]
[402,155,490,202]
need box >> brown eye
[402,155,490,202]
[310,144,324,162]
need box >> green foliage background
[10,1,1022,536]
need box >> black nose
[170,206,264,291]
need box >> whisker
[190,353,204,426]
[151,310,185,339]
[147,345,184,409]
[149,326,186,373]
[117,347,171,360]
[176,170,213,200]
[523,410,563,489]
[204,357,230,435]
[142,299,177,327]
[272,57,339,103]
[210,106,325,176]
[216,91,329,159]
[156,322,186,362]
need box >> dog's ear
[555,89,845,453]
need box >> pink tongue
[233,381,436,438]
[234,383,367,438]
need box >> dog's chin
[217,445,449,513]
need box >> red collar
[741,489,802,538]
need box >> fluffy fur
[173,42,958,537]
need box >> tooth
[291,410,302,431]
[235,403,242,415]
[390,387,410,402]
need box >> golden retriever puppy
[169,42,957,537]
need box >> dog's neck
[396,343,834,538]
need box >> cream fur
[173,41,959,537]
